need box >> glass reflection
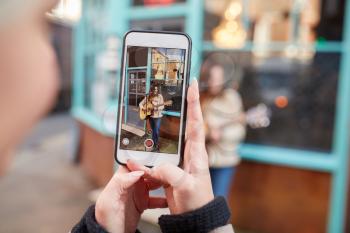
[202,51,339,152]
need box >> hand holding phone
[127,80,215,215]
[95,165,167,233]
[96,80,215,232]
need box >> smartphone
[115,30,192,167]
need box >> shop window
[128,47,148,67]
[128,71,147,107]
[204,0,345,46]
[202,51,339,152]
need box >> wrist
[95,204,108,230]
[72,205,109,233]
[95,200,123,229]
[159,197,230,233]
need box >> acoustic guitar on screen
[139,96,173,120]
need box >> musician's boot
[154,144,160,152]
[152,144,158,152]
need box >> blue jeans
[149,117,161,146]
[210,167,235,199]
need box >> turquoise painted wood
[128,3,188,20]
[144,47,153,130]
[110,0,131,115]
[162,111,181,117]
[108,0,130,36]
[72,107,114,136]
[127,66,148,70]
[146,48,152,94]
[239,144,337,172]
[124,57,129,125]
[72,12,84,109]
[72,1,350,232]
[203,41,344,52]
[327,0,350,231]
[186,0,205,80]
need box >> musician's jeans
[150,117,161,146]
[210,167,236,199]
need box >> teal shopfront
[72,1,350,232]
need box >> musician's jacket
[139,94,164,118]
[202,88,246,168]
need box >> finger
[126,159,162,183]
[127,160,160,184]
[127,160,152,175]
[128,160,187,188]
[150,163,188,188]
[148,197,168,209]
[111,166,144,191]
[186,79,205,142]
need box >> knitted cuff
[71,205,142,233]
[158,197,231,233]
[74,205,109,233]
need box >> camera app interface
[120,46,186,154]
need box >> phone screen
[119,46,187,155]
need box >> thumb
[127,160,187,188]
[150,163,189,188]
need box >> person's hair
[199,61,228,103]
[150,84,160,96]
[199,55,243,104]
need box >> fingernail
[130,171,144,177]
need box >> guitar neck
[153,101,172,108]
[218,116,241,130]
